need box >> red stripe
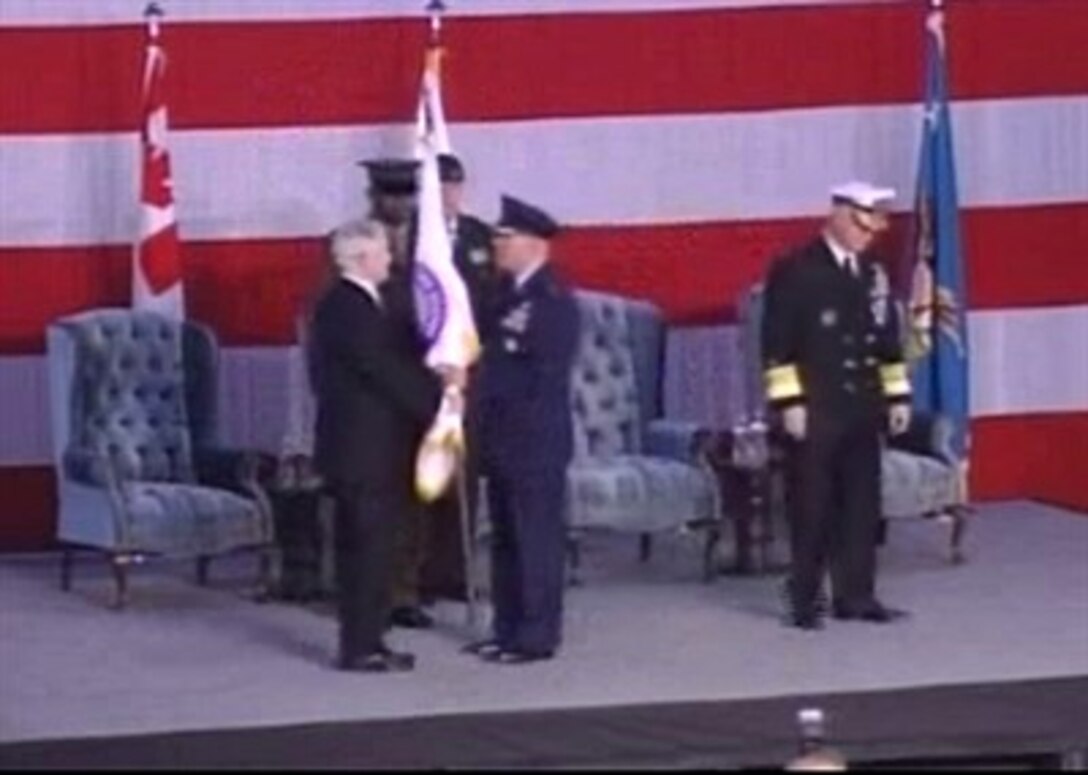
[2,412,1083,551]
[2,203,1085,353]
[2,1,1086,133]
[971,412,1088,514]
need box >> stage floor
[1,501,1086,767]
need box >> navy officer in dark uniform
[762,181,912,631]
[467,195,580,665]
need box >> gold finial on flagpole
[426,0,447,45]
[144,2,164,37]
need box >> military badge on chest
[500,300,532,353]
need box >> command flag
[906,0,970,481]
[412,41,481,502]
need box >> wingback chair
[737,284,967,563]
[47,309,276,608]
[566,291,722,581]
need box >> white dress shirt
[341,272,383,307]
[514,259,547,291]
[823,233,859,276]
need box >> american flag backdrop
[0,0,1086,549]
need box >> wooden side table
[705,422,787,575]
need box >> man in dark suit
[357,158,440,630]
[761,181,912,631]
[466,195,580,665]
[311,218,456,672]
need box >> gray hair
[329,218,387,273]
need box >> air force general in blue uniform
[467,195,580,666]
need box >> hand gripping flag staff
[133,2,184,320]
[411,0,485,626]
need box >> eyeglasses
[850,209,889,236]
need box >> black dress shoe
[482,649,555,666]
[786,610,826,631]
[780,579,830,619]
[832,601,909,624]
[337,651,415,673]
[389,606,434,629]
[780,579,827,631]
[377,646,418,671]
[461,640,503,658]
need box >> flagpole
[145,1,163,27]
[422,0,481,632]
[426,0,446,44]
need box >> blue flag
[906,3,969,463]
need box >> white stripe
[3,306,1085,465]
[0,0,890,27]
[969,305,1088,418]
[3,96,1085,248]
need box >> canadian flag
[132,3,184,319]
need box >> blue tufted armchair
[565,291,723,582]
[46,309,276,608]
[737,284,968,563]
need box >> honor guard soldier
[466,195,580,665]
[762,181,912,631]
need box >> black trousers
[487,466,567,656]
[784,403,882,611]
[330,483,401,659]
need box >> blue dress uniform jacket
[479,265,580,476]
[477,263,580,657]
[761,237,910,621]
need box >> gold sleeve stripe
[881,362,912,398]
[765,364,804,402]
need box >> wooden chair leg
[702,526,722,584]
[196,556,211,587]
[254,547,274,603]
[60,546,74,592]
[566,536,583,588]
[109,554,130,611]
[949,509,968,565]
[638,533,653,564]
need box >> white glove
[782,405,808,442]
[889,403,912,436]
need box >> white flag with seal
[413,44,481,502]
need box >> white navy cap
[830,181,896,212]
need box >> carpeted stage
[2,502,1086,769]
